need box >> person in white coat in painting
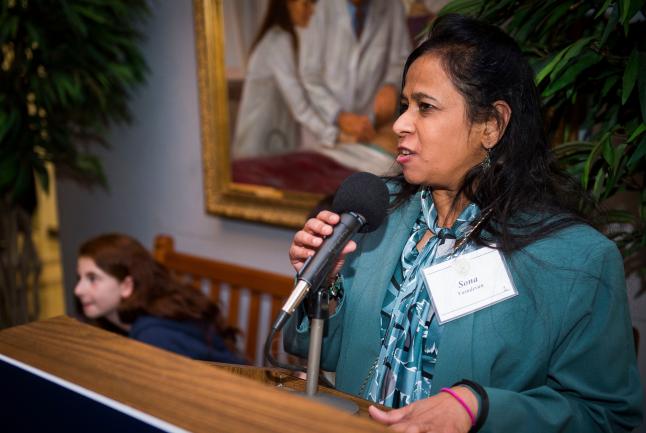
[298,0,412,144]
[233,0,338,159]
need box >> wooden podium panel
[0,316,388,433]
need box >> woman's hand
[368,386,477,433]
[289,211,357,278]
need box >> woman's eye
[399,103,409,114]
[419,102,433,112]
[88,274,97,283]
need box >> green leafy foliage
[0,0,149,211]
[442,0,646,268]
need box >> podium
[0,316,387,432]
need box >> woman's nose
[393,109,413,137]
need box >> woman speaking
[285,13,643,433]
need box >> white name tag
[422,247,517,324]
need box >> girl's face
[393,54,488,191]
[74,257,132,322]
[287,0,315,28]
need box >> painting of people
[223,0,449,196]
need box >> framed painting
[194,0,445,228]
[194,0,317,228]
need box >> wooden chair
[153,234,294,365]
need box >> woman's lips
[396,148,414,164]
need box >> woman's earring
[481,148,492,171]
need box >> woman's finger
[340,240,357,255]
[368,405,410,425]
[292,230,324,249]
[316,210,340,225]
[289,243,315,261]
[303,217,334,238]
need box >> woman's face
[394,54,488,191]
[74,257,132,321]
[287,0,315,28]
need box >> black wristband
[452,379,489,433]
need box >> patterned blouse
[365,189,480,407]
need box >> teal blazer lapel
[342,193,422,374]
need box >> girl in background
[75,233,245,364]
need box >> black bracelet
[452,379,489,433]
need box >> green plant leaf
[595,0,614,19]
[627,124,646,143]
[438,0,483,15]
[11,162,33,204]
[33,160,49,194]
[24,22,43,48]
[542,51,601,97]
[0,153,18,190]
[4,15,18,39]
[605,209,636,225]
[536,50,567,85]
[514,2,556,42]
[627,135,646,170]
[592,167,606,199]
[612,142,628,178]
[638,52,646,123]
[618,0,645,24]
[0,109,16,143]
[537,37,595,86]
[619,0,631,22]
[582,135,607,189]
[552,141,594,158]
[72,4,109,24]
[548,37,595,82]
[600,4,619,45]
[75,153,107,186]
[61,0,88,36]
[622,49,639,105]
[602,137,616,168]
[601,75,620,99]
[545,1,572,29]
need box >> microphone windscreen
[331,172,389,233]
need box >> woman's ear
[120,276,134,299]
[483,100,511,149]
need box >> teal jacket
[285,194,643,432]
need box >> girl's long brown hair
[78,233,239,349]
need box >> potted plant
[0,0,149,328]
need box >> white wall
[56,0,645,426]
[57,0,295,310]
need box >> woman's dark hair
[391,13,590,252]
[78,234,238,348]
[250,0,299,56]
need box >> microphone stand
[301,288,358,413]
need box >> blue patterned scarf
[365,189,480,407]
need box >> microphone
[272,172,389,332]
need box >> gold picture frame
[194,0,320,228]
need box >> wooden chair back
[153,234,294,365]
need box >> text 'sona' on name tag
[422,247,517,324]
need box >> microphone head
[331,172,389,233]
